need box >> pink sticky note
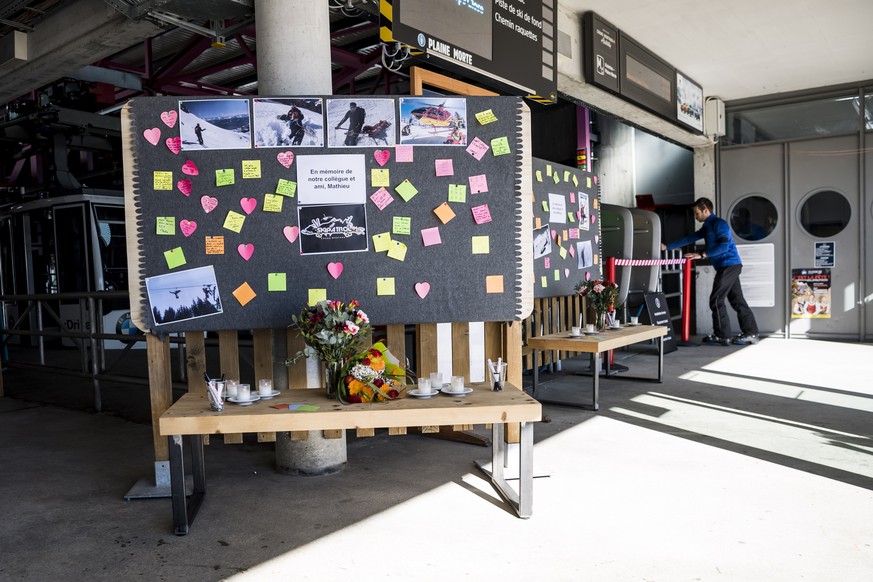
[466,137,489,161]
[569,228,579,239]
[544,257,550,269]
[396,145,414,162]
[471,204,492,225]
[569,245,576,258]
[421,226,442,247]
[370,187,394,211]
[469,174,488,194]
[435,159,454,177]
[570,192,576,204]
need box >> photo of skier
[398,97,467,145]
[326,98,396,148]
[252,98,324,148]
[179,99,252,151]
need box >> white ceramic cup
[225,379,239,399]
[630,316,639,325]
[450,375,465,392]
[429,372,442,388]
[571,326,581,336]
[585,324,595,333]
[417,377,432,394]
[258,378,273,396]
[237,383,251,401]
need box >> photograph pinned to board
[398,97,467,146]
[326,98,397,148]
[578,191,590,231]
[298,203,369,255]
[533,223,552,259]
[576,240,593,269]
[145,265,223,326]
[178,99,252,151]
[252,97,324,148]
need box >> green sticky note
[263,193,284,213]
[546,164,552,176]
[490,136,511,156]
[276,179,297,197]
[471,235,490,254]
[387,240,407,261]
[568,211,576,223]
[554,269,560,281]
[541,275,548,287]
[308,288,327,305]
[392,216,411,235]
[564,170,570,182]
[296,405,319,412]
[535,170,542,182]
[448,184,467,203]
[371,168,390,187]
[156,217,175,235]
[587,177,592,188]
[268,273,287,291]
[154,171,173,190]
[377,277,396,295]
[559,246,568,259]
[223,211,246,233]
[164,247,186,269]
[395,179,418,202]
[216,168,235,186]
[542,200,549,212]
[372,232,392,252]
[553,171,560,184]
[242,160,261,179]
[573,175,579,187]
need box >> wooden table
[526,325,667,410]
[159,384,541,534]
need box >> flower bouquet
[342,342,408,403]
[575,278,620,330]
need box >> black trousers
[710,264,758,338]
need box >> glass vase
[595,310,607,331]
[323,360,343,400]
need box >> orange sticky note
[205,236,224,254]
[486,275,504,294]
[232,282,256,306]
[535,217,542,229]
[433,202,456,224]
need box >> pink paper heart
[277,151,294,168]
[327,262,344,279]
[414,282,430,299]
[143,128,161,145]
[551,229,557,240]
[181,160,199,176]
[177,179,192,196]
[237,243,254,261]
[374,149,391,166]
[564,268,570,278]
[180,220,197,237]
[240,197,257,214]
[160,110,178,128]
[165,137,181,154]
[201,195,218,213]
[283,225,299,243]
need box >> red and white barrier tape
[611,258,687,266]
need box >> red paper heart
[414,282,430,299]
[177,179,192,196]
[143,128,161,145]
[283,226,299,243]
[237,243,254,260]
[181,160,199,176]
[240,198,257,214]
[327,262,344,279]
[277,151,294,168]
[160,110,178,128]
[374,149,391,166]
[165,137,181,154]
[180,220,197,237]
[200,195,218,213]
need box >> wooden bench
[159,384,541,535]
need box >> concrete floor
[2,336,872,581]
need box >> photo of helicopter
[398,97,468,145]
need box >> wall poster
[791,268,831,318]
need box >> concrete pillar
[255,0,347,475]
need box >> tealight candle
[429,371,443,388]
[237,383,251,401]
[226,379,239,399]
[585,324,595,333]
[417,377,431,394]
[258,379,273,396]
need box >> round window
[729,195,777,241]
[799,190,851,237]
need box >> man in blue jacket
[661,197,759,346]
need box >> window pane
[726,95,861,144]
[799,190,851,237]
[730,196,777,242]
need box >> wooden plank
[526,325,667,353]
[420,426,439,433]
[323,429,343,439]
[286,328,307,389]
[218,330,243,444]
[451,321,470,383]
[253,328,276,442]
[504,322,523,444]
[290,431,309,440]
[356,428,375,437]
[415,323,438,377]
[147,333,172,461]
[388,427,407,435]
[410,66,499,97]
[184,332,209,445]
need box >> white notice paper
[548,193,567,224]
[297,154,366,205]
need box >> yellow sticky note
[392,216,411,235]
[268,273,287,291]
[308,288,327,305]
[490,136,511,156]
[372,232,392,252]
[535,217,542,229]
[535,170,543,182]
[541,201,549,212]
[553,172,560,184]
[555,269,561,281]
[559,246,568,259]
[387,240,407,261]
[156,217,175,235]
[242,160,261,179]
[564,170,570,182]
[377,277,396,296]
[164,247,186,269]
[263,193,284,213]
[568,212,576,223]
[276,179,297,197]
[154,171,173,190]
[434,202,456,224]
[471,235,490,254]
[223,211,246,233]
[546,164,552,176]
[233,282,256,306]
[486,275,504,293]
[371,168,390,187]
[573,175,579,187]
[395,179,418,202]
[448,184,467,203]
[475,109,498,125]
[216,168,235,186]
[205,236,224,254]
[587,177,592,188]
[541,275,548,287]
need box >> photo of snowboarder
[252,98,324,148]
[326,98,396,148]
[179,99,252,151]
[398,97,467,145]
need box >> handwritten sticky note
[486,275,504,293]
[472,235,490,254]
[276,179,297,197]
[156,217,175,235]
[232,282,256,306]
[546,164,552,176]
[154,171,173,190]
[564,170,571,183]
[421,226,442,247]
[592,198,598,209]
[475,109,498,125]
[395,179,418,202]
[466,137,489,160]
[395,144,414,162]
[448,184,467,203]
[387,240,407,261]
[469,174,488,194]
[553,171,560,184]
[554,269,561,281]
[263,193,284,213]
[535,217,542,229]
[569,228,579,239]
[490,137,510,156]
[370,187,394,211]
[541,275,548,288]
[433,202,456,224]
[242,160,261,179]
[163,247,186,269]
[471,204,492,224]
[568,211,576,223]
[377,277,396,296]
[563,229,569,239]
[268,273,287,291]
[223,211,246,233]
[541,201,549,212]
[372,232,392,252]
[308,288,327,305]
[535,170,543,182]
[392,216,411,235]
[371,168,390,187]
[573,175,579,187]
[569,192,576,204]
[435,159,454,177]
[205,236,224,255]
[215,168,235,186]
[544,257,551,269]
[587,177,592,188]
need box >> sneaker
[731,334,759,345]
[702,334,730,346]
